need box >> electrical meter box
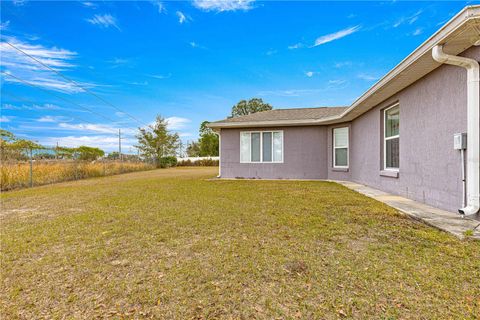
[453,133,467,150]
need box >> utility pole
[118,128,122,161]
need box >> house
[208,6,480,215]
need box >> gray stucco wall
[219,46,479,212]
[220,126,328,179]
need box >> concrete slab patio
[336,180,480,240]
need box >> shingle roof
[212,107,347,125]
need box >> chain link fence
[1,146,155,191]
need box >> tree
[230,98,272,118]
[76,146,105,161]
[186,141,201,157]
[198,121,219,157]
[0,130,44,161]
[136,115,181,167]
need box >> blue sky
[0,0,474,153]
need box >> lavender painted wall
[219,46,479,212]
[220,126,328,179]
[327,46,479,212]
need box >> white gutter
[432,45,480,216]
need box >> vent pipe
[432,45,479,216]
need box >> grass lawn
[1,167,479,319]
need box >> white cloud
[82,2,97,8]
[192,0,255,12]
[334,61,353,68]
[41,135,136,152]
[2,103,61,111]
[305,71,314,77]
[393,10,422,28]
[0,20,10,31]
[0,116,13,123]
[58,122,124,134]
[328,79,346,85]
[313,25,360,47]
[288,43,304,50]
[0,36,94,93]
[176,11,189,24]
[358,73,380,81]
[412,28,423,36]
[37,115,70,123]
[150,1,166,13]
[149,73,171,79]
[86,14,120,30]
[189,41,198,48]
[13,0,27,6]
[108,57,129,64]
[265,49,277,56]
[165,116,191,130]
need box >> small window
[333,127,349,168]
[384,105,399,170]
[240,131,283,163]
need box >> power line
[1,71,119,124]
[2,91,119,134]
[4,41,147,127]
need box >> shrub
[158,156,177,168]
[177,159,219,167]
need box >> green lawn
[1,167,479,319]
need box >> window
[240,131,283,163]
[384,104,399,170]
[333,127,349,168]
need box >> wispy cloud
[13,0,27,6]
[192,0,255,12]
[0,116,14,123]
[328,79,347,86]
[393,10,422,28]
[0,36,95,93]
[37,115,70,123]
[357,73,380,81]
[86,14,120,30]
[82,2,97,8]
[334,61,353,68]
[288,43,304,50]
[165,116,190,130]
[0,20,10,31]
[305,71,314,78]
[57,122,126,134]
[313,25,360,47]
[150,1,166,13]
[2,103,61,111]
[41,135,136,152]
[265,49,277,56]
[412,28,423,36]
[148,73,171,79]
[107,57,130,67]
[176,11,190,24]
[189,41,203,49]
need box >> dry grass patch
[1,167,479,319]
[1,160,155,191]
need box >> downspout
[432,45,480,216]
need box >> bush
[177,159,219,167]
[159,156,177,168]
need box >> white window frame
[383,103,400,171]
[240,130,284,163]
[333,127,349,169]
